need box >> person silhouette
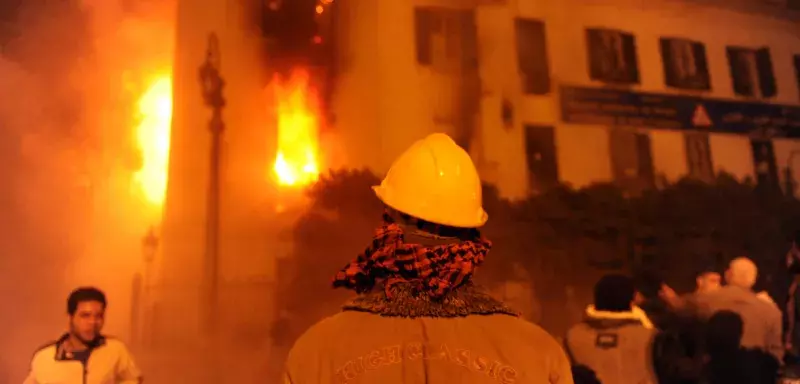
[705,310,779,384]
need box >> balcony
[681,0,800,20]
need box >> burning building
[135,0,800,379]
[141,0,330,379]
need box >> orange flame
[271,70,321,187]
[133,74,173,206]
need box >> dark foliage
[270,170,382,347]
[272,170,800,347]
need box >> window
[416,7,479,153]
[660,38,710,90]
[260,0,317,41]
[794,54,800,100]
[726,47,777,98]
[586,28,639,84]
[414,8,475,72]
[515,19,550,95]
[524,125,559,193]
[609,128,654,195]
[684,132,714,181]
[415,8,434,65]
[751,140,780,193]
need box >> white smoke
[0,0,174,380]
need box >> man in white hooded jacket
[565,274,658,384]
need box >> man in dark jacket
[653,266,721,384]
[565,274,658,383]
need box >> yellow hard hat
[372,133,488,228]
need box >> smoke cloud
[0,0,174,380]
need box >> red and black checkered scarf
[332,211,491,299]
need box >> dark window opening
[515,18,551,95]
[415,7,473,71]
[793,54,800,101]
[586,28,640,84]
[751,140,780,194]
[684,132,714,182]
[727,46,777,98]
[260,0,318,42]
[417,6,480,154]
[660,37,711,91]
[415,8,434,65]
[609,128,654,195]
[524,125,559,193]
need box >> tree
[271,169,382,348]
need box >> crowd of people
[568,258,786,383]
[284,133,800,383]
[21,133,800,383]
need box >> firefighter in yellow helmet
[283,133,574,384]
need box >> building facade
[154,0,800,349]
[332,0,800,199]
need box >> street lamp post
[198,32,225,336]
[141,226,159,346]
[142,226,159,280]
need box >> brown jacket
[283,283,573,384]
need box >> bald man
[693,257,784,362]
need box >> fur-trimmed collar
[584,305,654,329]
[342,282,519,318]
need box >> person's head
[372,133,486,229]
[67,287,106,344]
[706,310,744,353]
[633,269,663,302]
[725,257,758,289]
[594,274,636,312]
[695,267,722,294]
[571,364,602,384]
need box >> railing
[684,0,800,18]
